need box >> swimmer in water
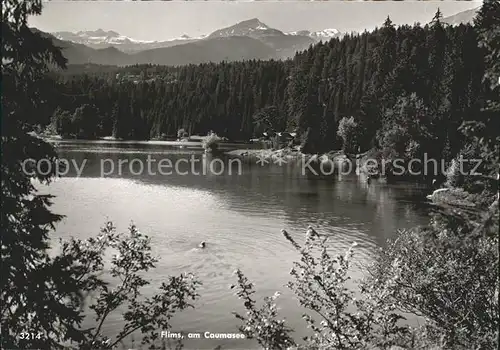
[199,241,206,249]
[432,178,438,188]
[306,225,320,240]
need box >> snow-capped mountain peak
[75,29,120,38]
[208,18,283,38]
[311,28,340,38]
[240,18,269,30]
[286,30,311,36]
[286,28,340,40]
[53,29,156,46]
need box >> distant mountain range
[53,18,340,54]
[41,7,479,67]
[52,28,205,53]
[44,18,341,66]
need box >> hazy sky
[30,1,482,41]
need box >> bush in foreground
[233,210,498,350]
[233,231,416,350]
[2,221,201,349]
[369,202,499,350]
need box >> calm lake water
[38,141,431,349]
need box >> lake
[37,141,431,349]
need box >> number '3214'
[19,332,43,340]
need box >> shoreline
[225,147,356,175]
[37,135,256,149]
[39,135,435,185]
[224,148,435,186]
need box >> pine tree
[372,17,397,98]
[426,9,448,112]
[462,0,500,185]
[475,0,500,91]
[1,1,87,347]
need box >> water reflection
[40,143,431,349]
[55,146,430,245]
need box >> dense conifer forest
[48,11,497,166]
